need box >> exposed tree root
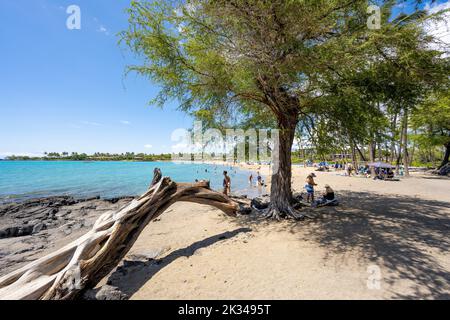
[262,204,305,221]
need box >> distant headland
[3,152,173,162]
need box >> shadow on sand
[284,191,450,299]
[106,227,252,297]
[106,191,449,299]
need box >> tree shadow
[105,227,252,298]
[102,192,450,299]
[420,176,450,181]
[284,191,450,299]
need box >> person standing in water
[256,171,262,186]
[249,174,253,186]
[223,171,231,196]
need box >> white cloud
[97,25,110,36]
[144,144,153,149]
[82,121,103,127]
[0,152,45,158]
[424,1,450,54]
[171,142,189,152]
[120,120,131,125]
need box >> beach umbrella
[368,162,395,169]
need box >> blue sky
[0,0,194,157]
[0,0,448,157]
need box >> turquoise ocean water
[0,161,265,204]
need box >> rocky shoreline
[0,195,134,278]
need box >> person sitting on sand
[313,185,336,207]
[374,168,385,180]
[305,173,317,203]
[386,168,394,179]
[322,185,335,201]
[223,171,231,196]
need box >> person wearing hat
[322,185,335,201]
[312,184,336,207]
[305,173,318,203]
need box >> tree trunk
[396,119,404,175]
[369,140,376,177]
[351,144,358,170]
[390,113,398,163]
[409,129,417,166]
[402,110,410,177]
[384,142,389,162]
[378,142,383,161]
[439,141,450,169]
[266,115,302,220]
[0,169,248,300]
[354,143,367,162]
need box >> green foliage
[5,153,173,162]
[411,91,450,147]
[120,0,449,170]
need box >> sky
[0,0,448,158]
[0,0,194,157]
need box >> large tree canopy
[121,0,449,218]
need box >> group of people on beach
[221,170,266,196]
[222,168,336,206]
[313,161,401,180]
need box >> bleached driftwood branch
[0,169,243,300]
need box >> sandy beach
[1,163,449,300]
[98,165,450,300]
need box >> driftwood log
[0,169,246,300]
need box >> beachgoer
[322,185,335,201]
[313,184,335,207]
[249,174,253,186]
[257,172,263,186]
[223,171,231,196]
[387,169,394,179]
[347,163,353,176]
[305,173,317,203]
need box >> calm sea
[0,161,265,204]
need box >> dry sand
[99,166,450,300]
